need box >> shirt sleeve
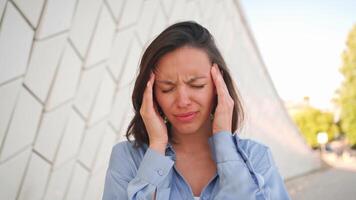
[255,148,291,199]
[102,143,174,200]
[209,131,291,200]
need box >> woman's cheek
[157,93,173,113]
[153,92,166,111]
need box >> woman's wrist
[149,142,167,155]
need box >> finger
[215,65,230,94]
[142,73,155,112]
[211,64,229,98]
[149,73,162,117]
[210,64,220,94]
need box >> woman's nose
[176,87,191,108]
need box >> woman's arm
[210,64,290,199]
[103,72,173,200]
[244,140,290,200]
[209,131,290,200]
[210,131,261,199]
[102,143,174,200]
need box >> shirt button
[157,169,164,176]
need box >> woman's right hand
[140,72,168,154]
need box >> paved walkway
[285,152,356,200]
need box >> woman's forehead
[154,65,211,83]
[156,76,207,86]
[154,47,211,79]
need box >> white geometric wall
[0,0,320,199]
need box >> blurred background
[241,0,356,199]
[0,0,355,199]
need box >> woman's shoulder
[109,140,148,170]
[106,141,148,181]
[236,137,275,174]
[112,140,148,158]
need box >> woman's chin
[171,123,199,135]
[170,121,210,136]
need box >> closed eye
[161,85,206,93]
[191,85,205,89]
[162,88,173,93]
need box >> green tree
[336,24,356,147]
[292,106,339,148]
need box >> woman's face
[154,46,216,135]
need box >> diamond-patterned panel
[117,0,143,29]
[54,108,85,168]
[89,69,116,125]
[85,4,116,67]
[64,163,89,200]
[149,3,168,40]
[17,153,51,200]
[69,0,103,57]
[168,0,187,24]
[24,33,67,102]
[198,0,215,21]
[109,84,132,132]
[0,0,7,20]
[0,147,31,200]
[184,0,202,22]
[0,0,321,199]
[74,63,105,119]
[105,0,125,23]
[12,0,45,28]
[78,120,107,170]
[108,27,135,80]
[43,160,75,200]
[0,78,22,146]
[0,2,34,85]
[117,37,142,89]
[46,42,82,111]
[82,169,106,200]
[34,104,71,162]
[136,0,160,44]
[118,107,135,141]
[92,125,116,172]
[35,0,77,39]
[0,87,42,162]
[160,0,174,18]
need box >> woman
[103,21,290,200]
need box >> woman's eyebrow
[156,76,206,85]
[156,80,175,85]
[185,76,206,84]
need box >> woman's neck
[171,122,212,154]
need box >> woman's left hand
[210,63,234,134]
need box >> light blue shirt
[102,131,291,200]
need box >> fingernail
[214,66,219,76]
[212,65,216,73]
[215,66,219,74]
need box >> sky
[239,0,356,110]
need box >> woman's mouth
[174,112,197,122]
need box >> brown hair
[126,21,244,147]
